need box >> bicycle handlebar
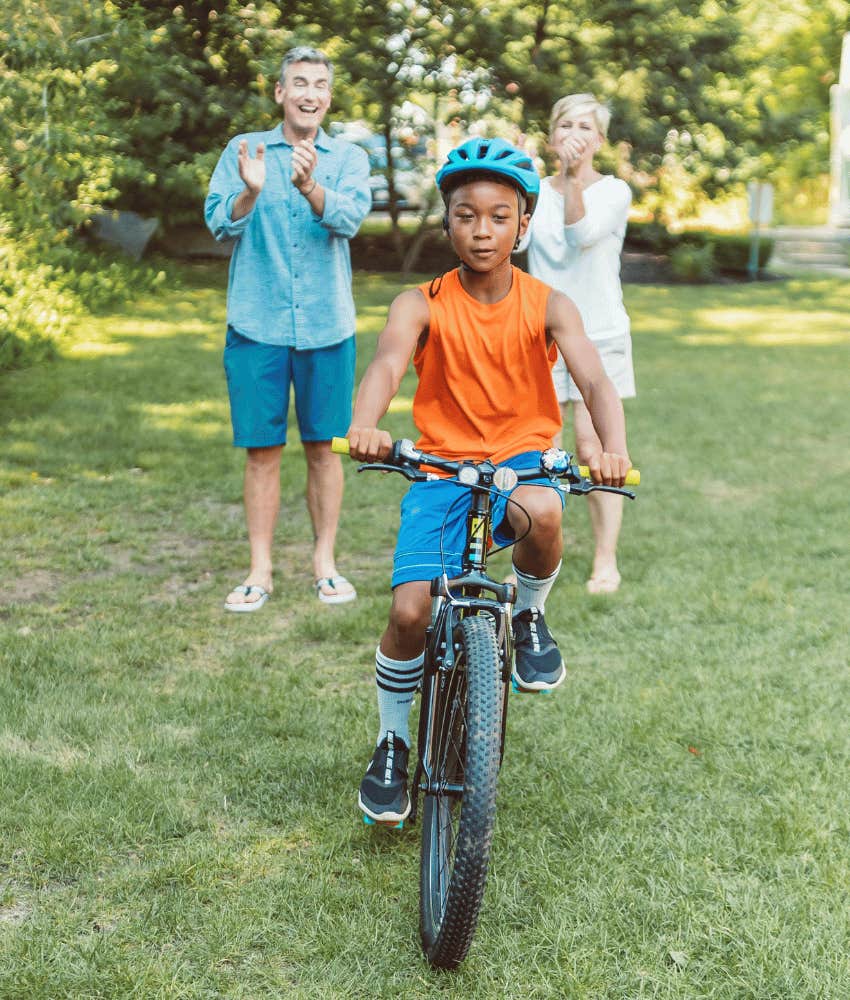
[331,437,640,494]
[579,464,640,486]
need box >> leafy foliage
[0,2,171,368]
[474,0,752,192]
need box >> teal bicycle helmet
[436,137,540,215]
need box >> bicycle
[332,436,639,969]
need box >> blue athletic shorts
[223,327,356,447]
[392,450,565,587]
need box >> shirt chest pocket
[258,182,290,225]
[263,150,295,198]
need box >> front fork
[410,588,514,823]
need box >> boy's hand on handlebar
[586,451,632,487]
[347,426,393,462]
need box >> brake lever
[573,481,636,500]
[356,462,424,482]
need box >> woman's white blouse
[520,174,632,344]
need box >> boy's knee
[388,590,430,641]
[527,493,563,534]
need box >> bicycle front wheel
[419,614,502,969]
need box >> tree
[331,0,494,250]
[477,0,750,194]
[735,0,848,219]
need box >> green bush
[350,221,774,281]
[351,228,458,273]
[0,240,73,370]
[0,6,173,372]
[709,232,774,273]
[670,241,716,282]
[624,220,679,254]
[0,237,169,372]
[669,230,774,274]
[625,223,774,275]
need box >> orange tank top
[413,267,560,463]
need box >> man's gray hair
[280,46,334,87]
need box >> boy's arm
[545,290,631,487]
[347,288,429,462]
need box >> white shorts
[553,333,636,404]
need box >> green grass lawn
[1,264,849,998]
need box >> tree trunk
[383,118,404,256]
[531,0,551,64]
[402,186,442,277]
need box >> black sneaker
[512,607,566,693]
[358,731,411,824]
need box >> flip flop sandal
[314,575,357,605]
[224,584,270,612]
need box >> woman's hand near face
[558,133,592,175]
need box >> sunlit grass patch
[67,340,133,357]
[138,400,230,435]
[683,306,850,346]
[103,317,222,339]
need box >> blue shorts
[223,327,356,447]
[392,451,565,587]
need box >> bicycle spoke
[434,666,467,895]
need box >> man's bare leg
[304,440,355,599]
[225,444,282,606]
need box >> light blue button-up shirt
[204,125,371,349]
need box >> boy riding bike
[346,138,632,825]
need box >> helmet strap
[514,189,524,249]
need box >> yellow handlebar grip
[578,465,641,486]
[331,436,350,455]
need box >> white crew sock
[375,647,425,749]
[512,561,562,616]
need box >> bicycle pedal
[511,679,549,695]
[362,814,404,830]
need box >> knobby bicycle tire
[419,614,502,969]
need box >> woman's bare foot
[586,567,621,594]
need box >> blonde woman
[519,93,635,594]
